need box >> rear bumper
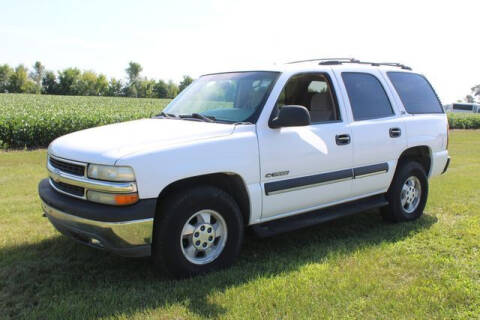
[430,150,450,177]
[442,157,450,174]
[38,179,155,257]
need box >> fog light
[87,190,139,206]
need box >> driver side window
[275,73,340,123]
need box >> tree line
[464,85,480,103]
[0,61,193,99]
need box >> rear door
[334,69,407,197]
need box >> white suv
[39,58,450,277]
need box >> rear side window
[387,72,443,114]
[342,72,394,120]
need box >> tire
[381,161,428,222]
[152,185,244,278]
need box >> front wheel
[381,161,428,222]
[152,186,244,278]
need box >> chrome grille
[49,157,85,176]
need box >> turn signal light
[114,193,139,205]
[87,190,139,206]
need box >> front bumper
[38,179,156,257]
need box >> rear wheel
[381,161,428,222]
[152,185,244,278]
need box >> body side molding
[353,163,389,178]
[264,169,353,195]
[264,163,389,196]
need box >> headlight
[87,190,139,206]
[87,164,135,182]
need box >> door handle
[335,134,351,145]
[389,127,401,138]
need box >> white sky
[1,0,479,103]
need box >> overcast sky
[1,0,479,103]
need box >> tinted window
[388,72,443,114]
[342,73,393,120]
[453,104,473,111]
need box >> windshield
[163,71,279,123]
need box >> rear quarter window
[387,72,443,114]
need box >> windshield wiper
[179,113,216,122]
[154,111,179,119]
[233,121,253,125]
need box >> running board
[251,195,388,238]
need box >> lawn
[0,130,479,319]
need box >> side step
[251,194,388,238]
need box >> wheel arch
[155,172,251,226]
[396,145,432,177]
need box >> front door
[257,72,353,219]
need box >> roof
[202,58,414,76]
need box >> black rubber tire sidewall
[152,185,244,278]
[383,161,428,222]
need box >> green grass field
[0,131,479,319]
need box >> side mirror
[269,105,311,129]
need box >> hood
[48,118,235,165]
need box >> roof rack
[286,58,359,64]
[286,58,412,70]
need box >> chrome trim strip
[48,162,137,193]
[49,154,88,167]
[41,200,153,250]
[354,169,388,179]
[49,178,86,200]
[266,176,352,195]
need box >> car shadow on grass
[0,210,437,320]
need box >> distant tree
[96,74,109,96]
[124,84,137,98]
[125,62,142,83]
[74,70,98,95]
[137,78,157,98]
[0,61,188,98]
[463,85,480,103]
[124,61,143,97]
[22,80,38,94]
[465,94,475,103]
[471,84,480,102]
[107,78,123,96]
[166,80,178,98]
[8,64,34,93]
[42,71,57,94]
[30,61,46,94]
[0,64,13,93]
[178,75,194,93]
[57,68,81,95]
[153,79,168,98]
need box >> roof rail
[287,58,412,70]
[286,58,359,64]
